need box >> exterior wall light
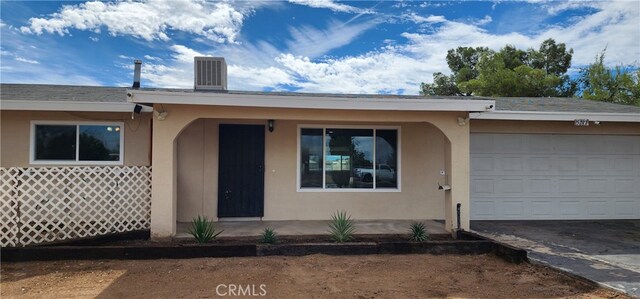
[268,119,275,132]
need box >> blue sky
[1,1,638,94]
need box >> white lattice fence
[0,168,19,246]
[0,166,151,247]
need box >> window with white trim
[31,122,124,165]
[299,127,399,190]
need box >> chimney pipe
[132,60,142,89]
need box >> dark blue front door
[218,124,265,217]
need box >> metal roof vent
[194,56,227,91]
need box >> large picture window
[31,122,124,165]
[299,126,399,191]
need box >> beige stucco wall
[471,119,640,135]
[150,104,470,237]
[0,110,152,167]
[176,119,447,222]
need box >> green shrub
[328,210,355,243]
[260,227,278,244]
[409,222,428,242]
[187,216,222,243]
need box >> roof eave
[470,110,640,123]
[0,100,153,113]
[127,89,496,112]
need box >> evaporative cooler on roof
[194,57,227,91]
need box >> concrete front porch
[175,219,447,239]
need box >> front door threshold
[218,217,263,222]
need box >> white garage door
[471,134,640,220]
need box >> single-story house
[1,57,638,245]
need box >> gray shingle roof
[1,84,127,103]
[491,97,640,113]
[2,83,639,114]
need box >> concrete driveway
[471,220,640,297]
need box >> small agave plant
[328,210,356,243]
[409,222,428,242]
[260,227,278,244]
[187,215,223,243]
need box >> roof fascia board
[127,90,496,112]
[0,100,153,113]
[470,110,640,122]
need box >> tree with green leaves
[446,46,490,85]
[419,72,461,96]
[579,49,640,106]
[420,38,575,97]
[421,46,490,96]
[528,39,573,76]
[459,50,563,97]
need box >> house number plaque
[574,119,590,126]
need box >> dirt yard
[1,254,626,298]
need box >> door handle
[258,165,264,173]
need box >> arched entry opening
[149,103,471,238]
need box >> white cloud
[20,0,250,43]
[89,36,99,42]
[2,48,41,65]
[285,19,378,58]
[132,44,292,90]
[275,52,429,94]
[420,2,447,8]
[534,1,598,16]
[15,56,39,64]
[473,15,493,26]
[288,0,373,14]
[404,13,447,24]
[133,45,200,88]
[144,55,162,61]
[535,2,640,66]
[228,65,294,89]
[101,1,638,95]
[1,51,100,85]
[272,2,638,94]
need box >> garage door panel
[613,157,637,173]
[528,135,555,153]
[556,136,582,154]
[530,179,553,194]
[503,201,525,218]
[614,179,636,194]
[471,156,494,172]
[614,200,638,217]
[473,198,640,220]
[531,201,553,217]
[500,178,524,194]
[471,178,495,194]
[559,179,580,193]
[470,135,491,153]
[472,201,496,218]
[495,135,524,153]
[500,156,525,171]
[530,156,553,172]
[587,201,609,217]
[559,200,582,217]
[607,136,637,154]
[471,133,640,220]
[585,157,607,172]
[558,157,579,172]
[585,179,609,194]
